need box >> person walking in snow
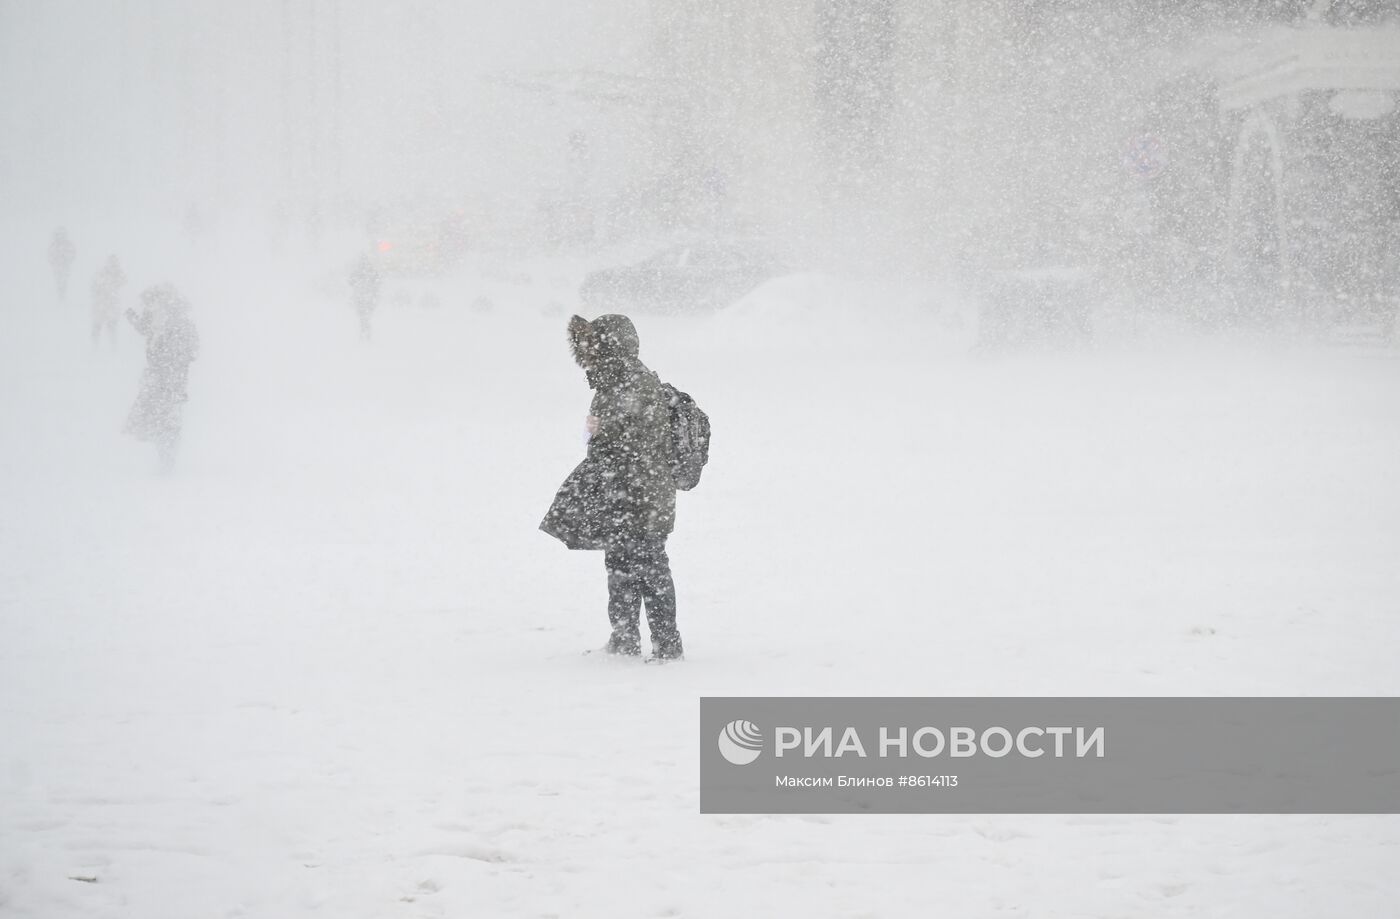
[540,314,684,660]
[124,284,200,472]
[347,252,381,340]
[48,227,76,301]
[90,255,127,346]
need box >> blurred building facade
[647,0,1400,327]
[1141,4,1400,326]
[646,0,1150,271]
[5,0,1395,319]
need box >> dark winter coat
[540,314,676,550]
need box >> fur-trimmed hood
[568,313,640,367]
[568,314,642,389]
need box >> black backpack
[659,383,709,490]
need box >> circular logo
[718,720,764,765]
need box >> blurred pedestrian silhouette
[124,284,200,473]
[348,253,381,340]
[90,255,127,346]
[48,227,76,301]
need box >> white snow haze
[2,1,1399,917]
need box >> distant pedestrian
[183,203,206,246]
[90,255,127,346]
[48,227,76,301]
[124,284,200,472]
[348,253,381,340]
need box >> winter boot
[648,635,684,662]
[604,629,641,656]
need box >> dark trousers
[604,536,681,655]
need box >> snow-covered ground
[2,228,1399,918]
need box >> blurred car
[369,211,472,278]
[371,224,445,277]
[579,241,780,312]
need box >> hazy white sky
[0,0,654,218]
